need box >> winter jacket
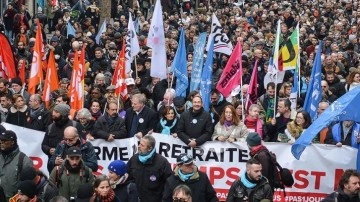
[125,106,158,137]
[226,177,273,202]
[250,146,274,189]
[113,179,139,202]
[49,160,95,201]
[323,188,360,202]
[48,138,98,172]
[6,106,29,127]
[210,98,231,125]
[0,146,33,199]
[93,113,127,140]
[212,122,248,142]
[162,167,218,202]
[127,153,172,202]
[26,106,51,132]
[177,107,213,146]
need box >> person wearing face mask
[41,104,80,172]
[107,160,139,202]
[162,154,218,202]
[127,135,172,202]
[48,126,98,172]
[93,101,127,141]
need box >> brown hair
[219,105,240,126]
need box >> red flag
[18,59,26,84]
[245,60,258,112]
[28,21,44,94]
[0,33,17,79]
[69,51,83,111]
[42,50,59,108]
[111,41,128,100]
[216,41,243,97]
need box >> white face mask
[55,54,60,60]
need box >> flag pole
[274,75,277,118]
[134,56,139,78]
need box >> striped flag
[43,50,59,108]
[28,21,44,94]
[279,24,299,71]
[112,41,128,100]
[206,13,233,55]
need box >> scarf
[91,110,102,120]
[96,188,115,202]
[224,120,233,128]
[138,148,156,164]
[178,169,194,182]
[245,116,263,138]
[240,171,257,189]
[29,105,44,118]
[104,113,118,126]
[160,118,177,135]
[265,98,274,123]
[110,173,129,189]
[249,145,267,157]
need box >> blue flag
[292,86,360,171]
[67,23,76,38]
[190,33,207,92]
[303,40,323,120]
[200,39,214,111]
[171,28,188,97]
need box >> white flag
[147,0,167,80]
[95,18,107,45]
[206,13,233,55]
[126,12,140,73]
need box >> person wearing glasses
[172,185,193,202]
[284,111,312,144]
[48,126,98,173]
[162,153,218,202]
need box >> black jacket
[162,167,218,202]
[226,177,273,202]
[265,115,292,142]
[125,106,158,137]
[127,153,172,202]
[77,120,96,140]
[132,68,152,88]
[36,173,59,202]
[210,98,231,125]
[113,179,139,202]
[26,106,51,132]
[177,107,213,146]
[93,113,127,140]
[323,188,360,202]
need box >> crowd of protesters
[1,0,360,201]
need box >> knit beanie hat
[108,160,127,176]
[18,180,37,198]
[54,104,70,117]
[246,132,262,146]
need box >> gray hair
[143,135,156,149]
[132,93,147,105]
[76,108,93,120]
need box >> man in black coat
[177,95,213,147]
[127,135,172,202]
[210,89,231,125]
[125,93,158,138]
[322,169,360,202]
[93,101,127,141]
[26,94,51,132]
[162,153,218,202]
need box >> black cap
[176,154,194,165]
[66,147,81,157]
[0,130,17,141]
[173,96,185,107]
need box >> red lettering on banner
[334,169,345,191]
[209,167,225,184]
[311,171,326,189]
[94,165,104,176]
[226,167,240,186]
[294,170,309,189]
[29,156,42,170]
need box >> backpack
[54,165,92,187]
[254,150,294,190]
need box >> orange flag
[111,41,128,100]
[69,51,83,111]
[28,21,44,94]
[42,50,59,108]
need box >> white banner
[3,123,356,202]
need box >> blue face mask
[178,169,194,182]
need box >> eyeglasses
[173,197,190,202]
[64,137,76,142]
